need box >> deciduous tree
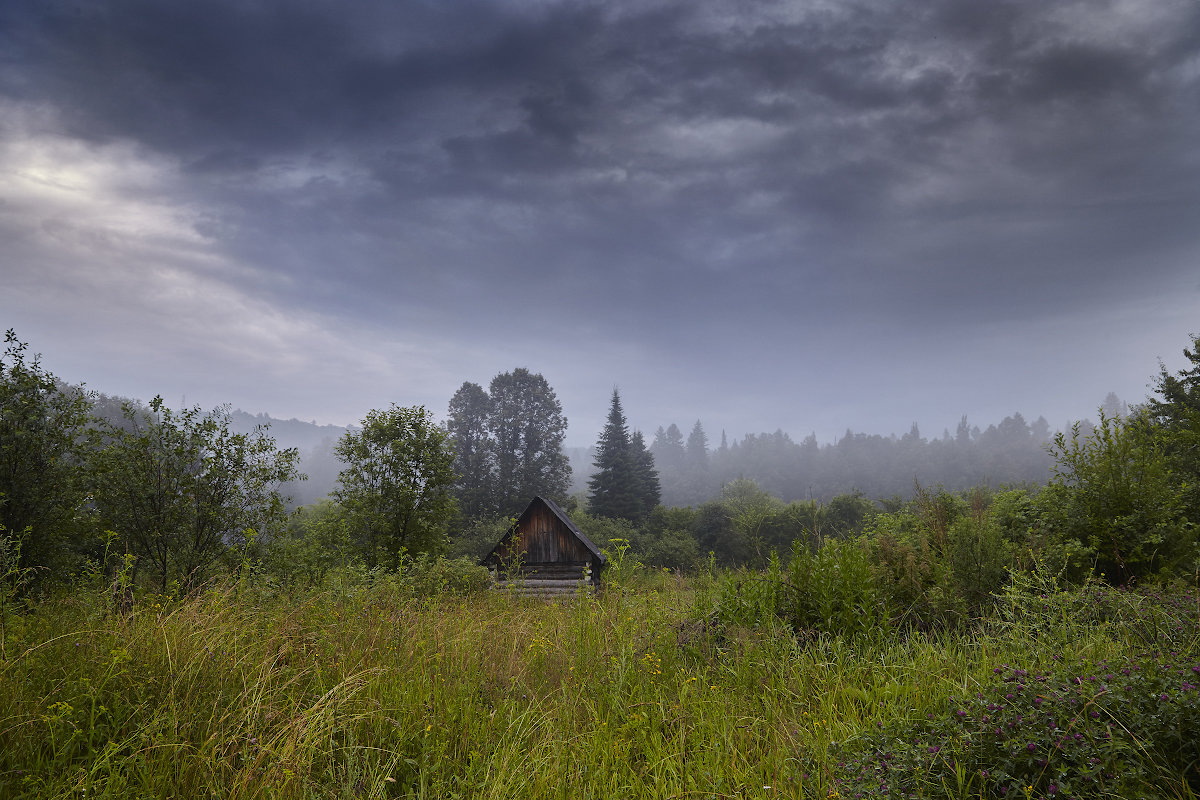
[446,381,494,519]
[486,369,570,515]
[89,397,301,592]
[0,330,92,574]
[1039,410,1192,583]
[334,404,456,569]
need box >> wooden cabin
[481,496,606,596]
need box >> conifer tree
[1147,333,1200,518]
[651,424,686,472]
[691,419,705,470]
[588,389,643,521]
[679,419,712,505]
[630,429,661,518]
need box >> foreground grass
[0,576,1195,798]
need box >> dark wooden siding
[491,503,592,565]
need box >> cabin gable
[481,496,605,590]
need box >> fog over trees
[45,330,1117,524]
[84,374,1085,515]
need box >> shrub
[833,582,1200,799]
[717,538,883,638]
[394,554,492,598]
[1039,411,1194,584]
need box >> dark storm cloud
[2,0,1198,439]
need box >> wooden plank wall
[496,503,592,564]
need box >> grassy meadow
[2,567,1197,799]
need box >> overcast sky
[2,0,1197,446]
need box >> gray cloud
[1,0,1198,443]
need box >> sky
[2,0,1198,447]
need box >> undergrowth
[0,567,1197,798]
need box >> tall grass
[1,570,1196,798]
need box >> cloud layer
[2,0,1198,443]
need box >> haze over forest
[3,0,1198,449]
[221,392,1120,509]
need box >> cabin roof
[481,496,607,566]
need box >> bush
[264,500,356,589]
[717,538,883,638]
[394,554,492,598]
[447,515,513,562]
[867,508,963,630]
[833,582,1200,799]
[1039,411,1195,584]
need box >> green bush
[717,538,883,638]
[1039,411,1195,584]
[833,582,1200,799]
[394,554,492,598]
[866,508,963,630]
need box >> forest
[1,328,1198,798]
[271,400,1068,512]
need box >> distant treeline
[107,404,1103,513]
[94,386,1113,513]
[567,408,1117,508]
[647,412,1060,506]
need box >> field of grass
[1,571,1197,799]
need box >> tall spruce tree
[651,424,686,472]
[678,419,712,505]
[686,420,709,468]
[588,389,644,521]
[630,429,661,518]
[650,423,689,507]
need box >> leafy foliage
[0,330,93,576]
[486,368,571,515]
[88,397,302,592]
[1039,411,1193,583]
[446,381,494,520]
[833,580,1200,799]
[264,499,355,589]
[333,404,456,569]
[719,540,883,639]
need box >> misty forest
[2,328,1199,799]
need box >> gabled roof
[481,496,607,566]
